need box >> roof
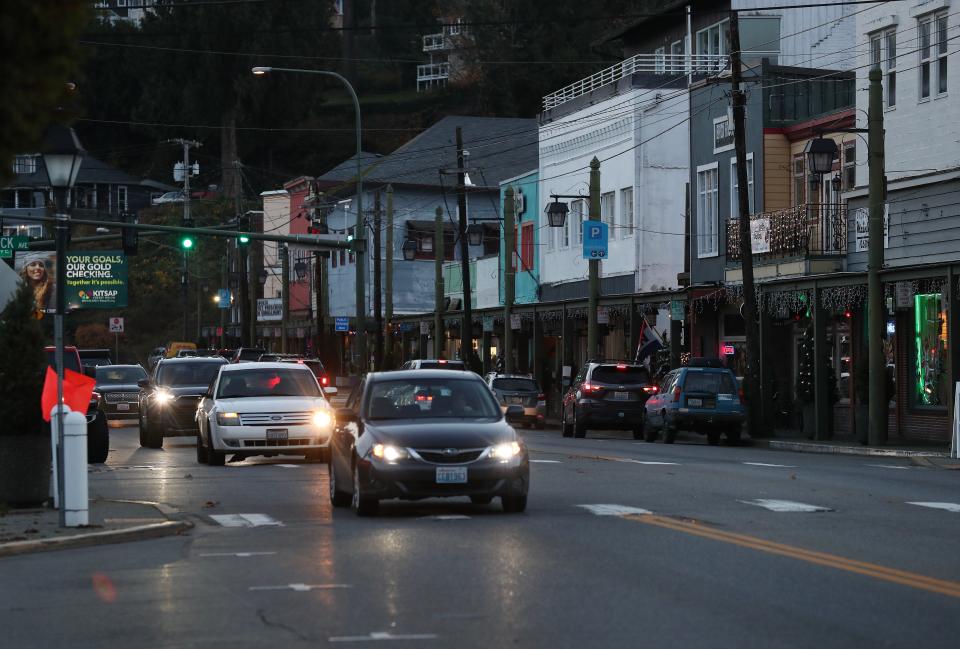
[6,154,158,189]
[316,116,538,191]
[595,0,690,46]
[368,369,482,381]
[220,362,317,373]
[157,357,228,364]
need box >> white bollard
[952,382,960,460]
[49,404,71,509]
[62,410,89,527]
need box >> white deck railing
[422,33,447,52]
[417,62,450,81]
[542,53,728,111]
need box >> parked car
[232,347,266,363]
[44,346,109,463]
[196,362,334,466]
[561,360,657,439]
[176,349,198,358]
[329,370,529,515]
[260,355,337,396]
[485,373,546,429]
[78,349,113,377]
[151,190,185,205]
[400,359,468,371]
[95,365,148,424]
[147,347,166,371]
[137,356,228,448]
[643,364,744,446]
[164,341,197,358]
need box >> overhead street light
[401,239,417,261]
[545,201,570,228]
[804,137,839,176]
[466,223,484,247]
[294,260,308,281]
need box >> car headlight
[216,411,241,426]
[312,410,332,428]
[154,390,174,404]
[372,443,407,462]
[490,441,522,460]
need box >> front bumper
[358,456,529,500]
[102,402,139,420]
[155,402,202,435]
[212,424,332,453]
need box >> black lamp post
[294,260,308,281]
[41,124,84,528]
[258,269,268,285]
[804,137,839,176]
[466,223,484,247]
[401,239,417,261]
[545,201,570,228]
[831,173,843,194]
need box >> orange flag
[41,366,97,422]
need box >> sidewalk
[752,435,952,459]
[0,499,191,558]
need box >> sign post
[109,317,124,361]
[582,221,609,260]
[335,316,349,332]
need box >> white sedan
[196,362,334,466]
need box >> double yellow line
[622,514,960,599]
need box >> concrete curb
[909,456,960,469]
[0,500,192,559]
[756,439,949,458]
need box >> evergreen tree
[0,281,47,436]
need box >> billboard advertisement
[15,250,128,312]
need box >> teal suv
[643,365,744,446]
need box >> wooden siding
[763,133,791,210]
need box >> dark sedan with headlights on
[329,370,530,516]
[137,356,227,449]
[95,365,148,424]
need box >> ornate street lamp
[544,201,569,228]
[294,260,308,281]
[831,173,843,194]
[804,137,838,176]
[466,223,484,247]
[258,269,268,285]
[401,239,418,261]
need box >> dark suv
[561,360,657,439]
[138,356,227,448]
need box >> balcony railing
[727,203,847,262]
[417,62,450,82]
[542,53,728,111]
[422,33,448,51]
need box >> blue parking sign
[582,221,609,259]
[335,317,349,332]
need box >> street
[3,425,959,648]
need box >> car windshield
[592,365,650,385]
[238,348,265,361]
[96,366,147,385]
[366,379,501,420]
[417,360,466,370]
[492,378,539,392]
[156,362,224,387]
[683,371,738,395]
[217,368,320,398]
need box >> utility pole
[220,256,227,348]
[455,127,475,369]
[233,160,250,347]
[730,12,763,435]
[587,157,601,359]
[249,211,261,347]
[170,138,201,342]
[373,190,383,370]
[385,184,394,369]
[434,206,444,359]
[503,186,516,374]
[867,66,888,446]
[281,244,289,353]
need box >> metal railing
[416,62,450,81]
[422,33,447,51]
[542,53,728,110]
[727,203,847,262]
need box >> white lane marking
[743,462,797,468]
[906,502,960,513]
[210,513,284,527]
[609,457,680,466]
[867,464,911,470]
[578,504,652,516]
[421,515,471,520]
[276,464,300,468]
[740,499,833,512]
[249,583,352,592]
[530,459,562,464]
[329,632,439,642]
[200,552,277,558]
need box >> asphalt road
[3,424,959,648]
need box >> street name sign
[0,236,28,259]
[582,221,609,259]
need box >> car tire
[351,464,378,516]
[329,460,351,507]
[138,413,148,447]
[574,414,587,439]
[470,495,494,505]
[141,413,163,449]
[206,437,225,466]
[644,421,658,443]
[501,494,527,513]
[87,411,109,464]
[561,410,573,438]
[664,422,677,444]
[196,434,208,464]
[632,414,645,440]
[707,431,721,446]
[726,427,742,446]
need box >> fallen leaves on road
[184,474,193,479]
[203,500,219,508]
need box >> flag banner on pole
[41,367,96,422]
[634,316,665,364]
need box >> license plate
[266,428,289,441]
[436,466,467,484]
[612,391,629,401]
[116,403,130,411]
[688,398,702,407]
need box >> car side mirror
[335,408,356,423]
[505,405,524,423]
[137,378,151,389]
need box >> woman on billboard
[18,255,55,313]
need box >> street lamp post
[42,125,84,527]
[252,65,367,372]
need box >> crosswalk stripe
[210,513,284,527]
[739,499,833,512]
[906,502,960,513]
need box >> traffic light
[238,232,250,245]
[180,231,194,250]
[237,213,251,245]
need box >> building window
[601,191,615,231]
[12,155,37,174]
[696,163,718,258]
[914,293,948,408]
[117,185,128,211]
[654,46,666,74]
[520,222,534,271]
[696,20,729,71]
[917,15,948,99]
[620,187,634,237]
[936,13,948,95]
[348,227,355,263]
[886,29,897,106]
[842,141,856,190]
[793,156,806,205]
[713,116,734,153]
[670,40,684,73]
[730,154,754,217]
[572,199,585,245]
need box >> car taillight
[672,386,681,402]
[581,383,603,395]
[738,387,745,402]
[642,385,659,394]
[537,393,545,401]
[321,376,329,386]
[91,391,101,403]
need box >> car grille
[242,438,313,447]
[239,412,313,426]
[411,448,485,464]
[104,392,139,403]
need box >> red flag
[41,366,97,422]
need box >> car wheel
[573,411,587,439]
[329,459,351,507]
[561,410,573,438]
[87,411,109,464]
[663,418,677,444]
[196,434,208,464]
[470,495,494,505]
[643,419,658,442]
[142,413,163,449]
[138,413,147,447]
[501,494,527,513]
[632,413,645,440]
[726,427,742,446]
[707,431,721,446]
[205,434,225,466]
[351,464,378,516]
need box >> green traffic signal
[181,234,194,249]
[238,233,250,245]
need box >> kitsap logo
[78,290,92,300]
[78,289,118,302]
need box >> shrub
[0,280,47,436]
